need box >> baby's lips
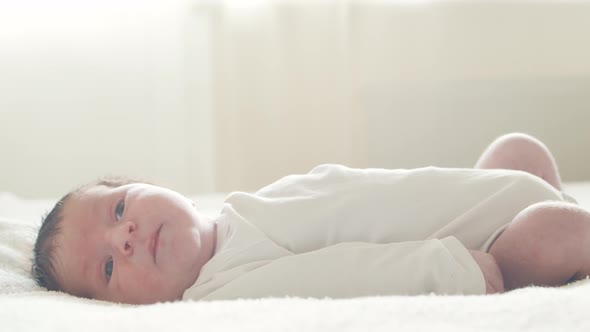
[148,224,163,263]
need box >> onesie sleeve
[199,236,486,300]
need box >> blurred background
[1,0,590,198]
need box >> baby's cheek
[130,268,173,303]
[138,267,164,289]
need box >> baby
[32,133,590,304]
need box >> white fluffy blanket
[1,188,590,332]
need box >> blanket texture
[1,281,590,332]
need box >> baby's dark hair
[31,176,142,291]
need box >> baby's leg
[489,201,590,290]
[475,133,562,190]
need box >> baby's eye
[115,200,125,221]
[105,257,113,283]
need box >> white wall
[1,0,590,198]
[0,0,215,198]
[208,0,590,191]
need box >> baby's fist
[468,249,505,294]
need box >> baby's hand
[468,249,505,294]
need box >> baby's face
[52,183,216,304]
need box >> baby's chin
[155,271,203,304]
[114,281,186,305]
[154,255,206,302]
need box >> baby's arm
[468,250,504,294]
[200,237,487,300]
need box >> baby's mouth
[151,225,163,263]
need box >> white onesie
[183,164,567,301]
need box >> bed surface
[1,184,590,331]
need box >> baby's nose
[110,221,137,257]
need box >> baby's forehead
[61,188,100,210]
[60,186,113,220]
[61,183,145,220]
[75,184,123,199]
[51,224,93,299]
